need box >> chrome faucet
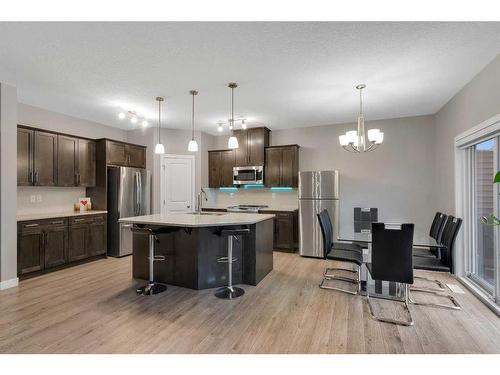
[196,188,208,214]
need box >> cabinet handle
[30,171,34,184]
[24,223,39,228]
[74,218,85,222]
[34,171,39,184]
[51,220,65,225]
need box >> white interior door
[161,155,195,214]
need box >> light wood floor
[1,252,499,354]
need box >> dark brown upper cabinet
[208,149,235,188]
[106,141,128,166]
[233,127,270,167]
[17,128,33,186]
[77,139,96,187]
[126,144,146,168]
[106,140,146,168]
[265,145,300,188]
[57,135,78,186]
[33,131,58,186]
[58,136,96,187]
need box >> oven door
[233,166,263,185]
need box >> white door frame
[160,154,196,214]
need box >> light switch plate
[30,195,36,203]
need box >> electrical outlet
[30,195,36,203]
[36,195,42,203]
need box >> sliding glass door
[470,138,497,293]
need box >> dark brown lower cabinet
[18,224,44,275]
[18,214,107,278]
[44,221,68,268]
[259,210,298,251]
[68,222,89,262]
[87,219,106,257]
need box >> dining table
[337,226,445,300]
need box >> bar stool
[215,227,250,299]
[131,226,168,296]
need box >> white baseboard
[0,277,19,290]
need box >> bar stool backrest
[371,222,414,284]
[435,213,449,243]
[317,210,333,259]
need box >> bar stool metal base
[136,282,167,296]
[214,286,245,299]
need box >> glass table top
[338,229,444,248]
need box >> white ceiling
[0,22,499,134]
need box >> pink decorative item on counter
[79,197,91,212]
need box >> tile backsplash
[17,186,86,214]
[204,188,298,210]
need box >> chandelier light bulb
[130,116,137,124]
[241,120,247,130]
[217,124,223,132]
[339,134,349,146]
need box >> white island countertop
[119,212,275,227]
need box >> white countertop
[17,210,108,222]
[119,212,275,227]
[203,206,298,212]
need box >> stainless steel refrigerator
[299,170,340,258]
[107,166,151,257]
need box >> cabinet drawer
[70,216,94,225]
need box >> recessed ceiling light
[118,112,126,120]
[141,120,148,127]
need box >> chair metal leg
[411,275,446,292]
[409,288,461,310]
[366,283,414,326]
[319,264,361,295]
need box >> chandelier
[339,84,383,153]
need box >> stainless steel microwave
[233,166,264,185]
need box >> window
[470,138,497,292]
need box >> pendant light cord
[192,92,195,139]
[231,85,234,134]
[359,86,363,116]
[158,99,161,143]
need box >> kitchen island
[119,212,275,290]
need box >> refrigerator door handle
[137,171,142,215]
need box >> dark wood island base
[131,218,274,290]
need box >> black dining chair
[365,222,415,326]
[317,210,363,295]
[413,212,447,258]
[411,216,462,310]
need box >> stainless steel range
[226,205,269,213]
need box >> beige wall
[211,115,436,232]
[126,127,216,214]
[1,83,18,286]
[434,54,500,214]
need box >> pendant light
[154,96,165,154]
[227,82,239,149]
[187,90,199,152]
[339,84,383,153]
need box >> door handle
[24,223,39,228]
